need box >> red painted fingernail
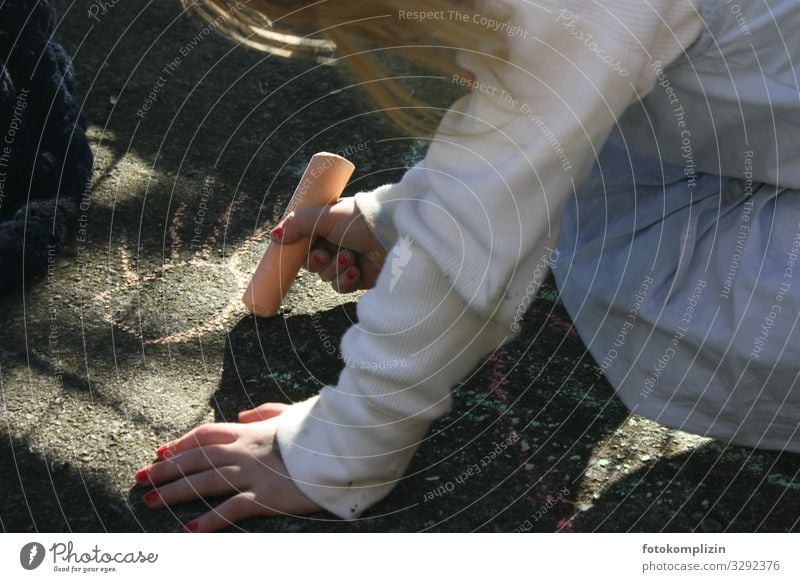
[135,468,149,483]
[337,253,349,266]
[184,521,199,532]
[312,253,325,265]
[346,268,357,281]
[156,445,173,459]
[271,226,284,239]
[144,490,160,503]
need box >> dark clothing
[0,0,93,291]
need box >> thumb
[271,206,335,245]
[238,402,289,423]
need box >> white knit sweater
[275,0,704,519]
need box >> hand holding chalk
[242,153,356,317]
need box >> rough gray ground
[1,0,799,533]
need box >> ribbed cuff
[354,184,403,252]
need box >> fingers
[137,445,232,487]
[333,264,361,293]
[317,247,356,282]
[182,481,322,532]
[142,465,244,510]
[156,423,238,459]
[183,492,266,533]
[305,240,331,272]
[310,245,360,292]
[303,235,361,295]
[238,402,289,424]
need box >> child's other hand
[135,405,322,532]
[270,197,386,293]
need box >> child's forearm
[275,240,510,519]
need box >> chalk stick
[242,152,356,317]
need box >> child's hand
[270,197,386,293]
[135,404,322,532]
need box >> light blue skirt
[551,129,800,453]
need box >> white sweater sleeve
[276,0,703,519]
